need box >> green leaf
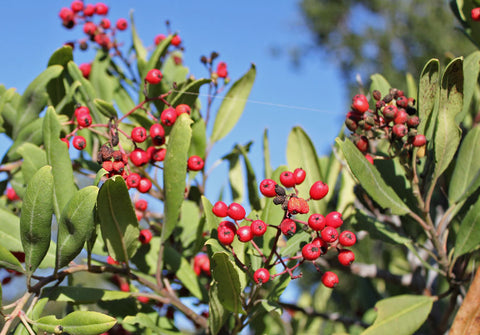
[209,282,228,335]
[210,64,256,143]
[361,295,435,335]
[94,98,118,118]
[14,65,63,137]
[406,72,417,100]
[130,11,147,79]
[90,50,117,102]
[337,138,410,215]
[189,119,207,158]
[177,200,201,251]
[236,144,261,211]
[161,51,189,86]
[14,298,49,335]
[7,117,44,160]
[146,35,173,73]
[17,143,47,185]
[56,186,99,270]
[34,311,116,335]
[211,252,243,314]
[20,165,54,280]
[287,126,324,214]
[0,244,24,274]
[48,46,74,67]
[417,58,440,140]
[43,107,76,219]
[201,196,220,232]
[97,176,140,263]
[454,197,480,257]
[369,74,391,98]
[123,313,179,335]
[225,149,244,203]
[351,211,411,245]
[169,78,211,108]
[433,57,464,180]
[458,51,480,123]
[449,125,480,203]
[162,114,193,241]
[44,286,131,303]
[0,208,22,251]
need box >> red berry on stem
[102,160,113,172]
[237,225,253,243]
[83,4,95,16]
[212,201,228,217]
[139,229,153,244]
[171,34,182,46]
[151,148,166,162]
[472,7,480,21]
[100,18,111,29]
[72,135,86,150]
[339,230,357,247]
[393,124,408,138]
[155,34,166,45]
[394,109,408,124]
[351,94,369,113]
[79,63,91,78]
[6,188,20,201]
[356,136,369,153]
[175,104,191,116]
[161,107,177,126]
[309,181,329,200]
[227,203,246,221]
[137,296,150,304]
[95,2,109,15]
[217,222,236,245]
[130,148,149,167]
[325,211,343,228]
[187,156,204,171]
[338,249,355,266]
[253,268,270,284]
[145,69,163,85]
[280,218,297,236]
[279,171,296,188]
[412,134,426,147]
[259,179,277,197]
[135,199,148,211]
[137,178,152,193]
[59,7,74,21]
[321,226,339,243]
[250,219,267,237]
[116,18,128,31]
[71,1,84,12]
[308,213,326,231]
[131,126,147,143]
[149,123,165,145]
[126,173,141,188]
[302,243,321,261]
[293,168,306,185]
[77,113,92,128]
[312,237,328,254]
[216,62,228,78]
[83,22,97,35]
[322,271,339,288]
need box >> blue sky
[0,1,347,200]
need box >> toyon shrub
[0,1,480,335]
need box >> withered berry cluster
[212,168,357,289]
[345,89,426,161]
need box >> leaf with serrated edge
[34,311,116,335]
[361,295,435,335]
[211,64,256,143]
[211,252,243,314]
[20,165,54,280]
[97,176,140,263]
[337,138,410,215]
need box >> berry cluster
[212,168,357,288]
[345,89,426,161]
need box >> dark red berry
[253,268,270,284]
[338,249,355,266]
[145,69,163,84]
[393,124,408,138]
[72,135,86,150]
[394,109,408,124]
[227,203,246,221]
[351,94,369,113]
[74,106,90,119]
[383,105,397,121]
[322,271,339,288]
[280,218,296,236]
[135,199,148,211]
[161,107,177,126]
[293,168,306,185]
[237,226,253,243]
[302,243,321,260]
[137,178,152,193]
[325,211,343,228]
[356,136,369,153]
[187,156,204,171]
[412,134,427,147]
[130,148,149,167]
[339,230,357,247]
[259,179,277,197]
[150,123,165,145]
[77,113,92,128]
[308,213,325,231]
[131,126,147,143]
[279,171,296,188]
[116,18,128,31]
[321,226,339,243]
[309,181,329,200]
[250,220,267,237]
[212,201,228,217]
[126,173,141,188]
[407,115,420,128]
[139,229,153,244]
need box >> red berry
[322,271,339,288]
[312,237,328,254]
[83,22,97,35]
[392,124,408,138]
[130,148,149,167]
[287,197,309,214]
[351,94,369,113]
[139,229,153,244]
[126,173,141,188]
[253,268,270,284]
[149,123,165,145]
[302,243,321,261]
[116,18,128,31]
[194,253,211,276]
[356,136,369,153]
[394,109,408,124]
[216,62,228,78]
[77,113,92,128]
[100,18,111,29]
[74,106,90,119]
[279,171,296,188]
[95,3,109,15]
[365,154,374,164]
[120,282,130,292]
[175,104,191,116]
[131,126,147,143]
[325,211,343,228]
[293,168,306,185]
[280,218,296,236]
[412,134,426,147]
[107,255,118,265]
[161,107,177,126]
[227,203,246,221]
[237,226,253,243]
[250,220,267,237]
[339,231,357,247]
[137,178,152,193]
[79,63,91,78]
[137,296,150,304]
[338,249,355,266]
[83,4,95,16]
[150,148,166,162]
[308,213,325,231]
[383,105,397,121]
[396,96,408,108]
[472,7,480,21]
[72,135,86,150]
[155,34,166,45]
[212,201,228,217]
[135,199,148,212]
[171,35,182,46]
[145,69,163,85]
[102,160,113,172]
[61,138,70,148]
[187,156,204,171]
[259,179,277,197]
[309,181,329,200]
[71,1,84,12]
[217,221,236,245]
[407,115,420,128]
[94,33,110,48]
[59,7,74,21]
[6,188,20,201]
[321,226,339,243]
